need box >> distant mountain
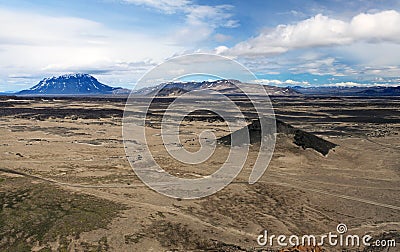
[133,79,300,96]
[0,91,16,95]
[17,74,129,96]
[13,74,400,97]
[356,86,400,96]
[292,85,400,96]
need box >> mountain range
[11,73,400,96]
[292,85,400,96]
[15,74,300,96]
[132,79,300,96]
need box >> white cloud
[351,11,400,42]
[222,10,400,57]
[288,56,357,76]
[337,42,400,67]
[185,5,238,28]
[121,0,190,13]
[122,0,238,44]
[0,9,103,46]
[323,81,400,87]
[361,65,400,77]
[254,79,310,86]
[172,4,238,44]
[0,8,182,89]
[214,46,229,55]
[324,81,365,87]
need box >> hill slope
[133,79,300,96]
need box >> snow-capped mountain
[17,74,127,95]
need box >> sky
[1,0,400,91]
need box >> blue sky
[1,0,400,91]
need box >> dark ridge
[0,107,123,120]
[218,118,337,156]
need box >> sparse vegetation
[0,176,125,251]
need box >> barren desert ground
[0,96,399,251]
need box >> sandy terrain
[0,96,399,251]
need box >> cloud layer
[1,1,399,90]
[224,10,400,56]
[123,0,238,44]
[0,8,182,89]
